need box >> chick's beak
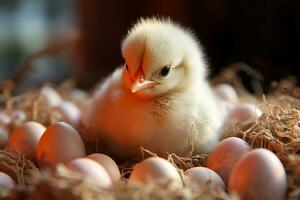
[131,69,158,93]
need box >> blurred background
[0,0,299,92]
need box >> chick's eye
[159,65,171,77]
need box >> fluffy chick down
[83,18,227,159]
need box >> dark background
[1,0,300,91]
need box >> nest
[0,68,299,199]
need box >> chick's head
[121,18,207,98]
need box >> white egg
[37,122,86,168]
[229,148,287,200]
[206,137,250,185]
[54,101,81,128]
[7,121,46,161]
[40,86,62,108]
[0,113,11,127]
[86,153,121,183]
[69,89,89,102]
[214,84,239,104]
[184,167,225,189]
[129,157,182,186]
[66,158,112,189]
[228,103,262,124]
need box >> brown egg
[66,158,112,189]
[0,172,15,190]
[229,149,287,200]
[206,137,250,185]
[86,153,121,183]
[129,157,182,186]
[185,167,225,189]
[37,122,86,168]
[54,101,81,128]
[7,121,46,161]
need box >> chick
[83,18,226,159]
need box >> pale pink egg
[86,153,121,183]
[40,86,62,108]
[54,101,81,128]
[0,172,15,190]
[7,121,46,161]
[66,158,112,189]
[214,84,239,105]
[0,113,11,127]
[129,157,181,186]
[37,122,85,168]
[227,103,262,124]
[206,137,250,185]
[185,167,225,189]
[229,149,287,200]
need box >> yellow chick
[83,18,226,159]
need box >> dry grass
[0,72,299,199]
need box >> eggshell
[184,167,225,189]
[66,158,112,189]
[228,103,262,124]
[7,121,46,161]
[228,149,287,200]
[214,84,239,104]
[40,86,62,108]
[86,153,121,182]
[54,101,81,128]
[37,122,86,168]
[129,157,182,186]
[0,172,15,190]
[206,137,250,185]
[69,89,89,102]
[0,113,11,127]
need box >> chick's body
[84,18,226,159]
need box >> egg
[54,101,81,128]
[7,121,46,161]
[37,122,86,168]
[214,84,239,105]
[228,148,287,200]
[0,112,11,127]
[40,86,62,108]
[184,167,225,189]
[86,153,121,183]
[206,137,250,185]
[0,172,15,190]
[129,157,182,186]
[227,103,262,124]
[66,158,112,189]
[69,89,89,102]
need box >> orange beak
[131,68,158,93]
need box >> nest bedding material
[0,81,299,200]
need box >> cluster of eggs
[128,137,287,200]
[0,85,287,200]
[5,121,121,189]
[213,83,262,125]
